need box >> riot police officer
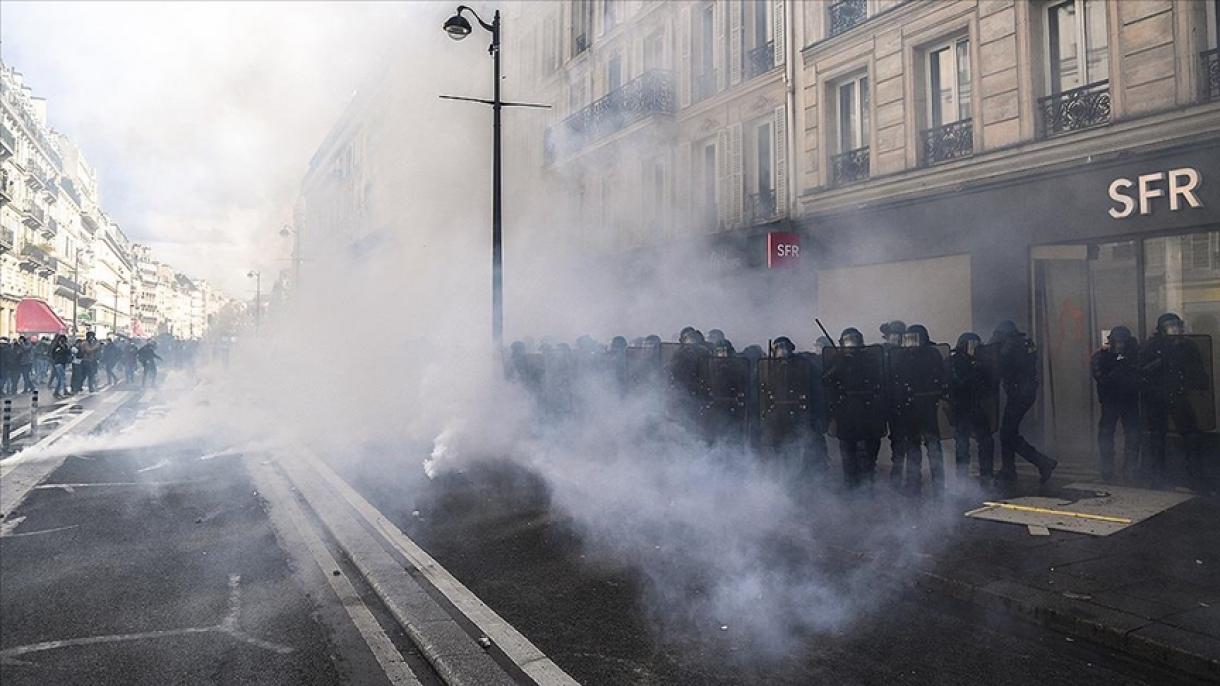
[1140,313,1208,487]
[880,320,908,488]
[892,325,947,494]
[669,328,710,424]
[824,328,886,488]
[949,332,995,483]
[992,320,1057,487]
[1091,326,1141,481]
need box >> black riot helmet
[509,340,526,357]
[678,326,697,342]
[707,329,726,345]
[609,336,628,352]
[903,324,930,347]
[680,328,706,346]
[1156,313,1184,336]
[575,335,599,353]
[840,328,864,348]
[712,339,735,358]
[880,320,907,347]
[815,336,834,354]
[772,336,796,358]
[955,332,982,356]
[643,334,662,348]
[741,344,764,362]
[991,320,1019,343]
[1107,326,1136,355]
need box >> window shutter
[773,0,786,67]
[632,36,644,79]
[729,1,743,86]
[773,106,788,218]
[677,142,692,230]
[714,2,726,92]
[680,6,692,107]
[729,122,744,226]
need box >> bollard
[30,390,39,441]
[2,399,11,453]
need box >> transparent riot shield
[1175,334,1215,433]
[699,356,751,443]
[625,346,661,392]
[757,356,816,447]
[822,345,887,440]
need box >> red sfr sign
[767,231,801,268]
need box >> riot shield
[699,356,751,443]
[625,346,662,392]
[1177,334,1215,433]
[822,345,887,440]
[541,349,576,416]
[886,344,951,438]
[757,356,816,447]
[598,348,629,395]
[974,342,1002,433]
[517,352,546,401]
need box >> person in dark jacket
[79,331,101,392]
[893,324,947,494]
[1140,313,1209,488]
[137,341,163,387]
[16,336,36,393]
[992,321,1057,488]
[123,341,138,383]
[949,332,995,483]
[102,339,121,386]
[1091,326,1141,481]
[0,338,14,396]
[50,334,72,398]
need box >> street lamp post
[279,223,301,289]
[442,6,548,350]
[247,270,261,333]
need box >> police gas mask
[773,344,793,359]
[965,339,979,357]
[713,343,733,358]
[886,333,903,347]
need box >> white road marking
[252,459,421,686]
[136,459,171,473]
[0,515,27,536]
[33,480,198,490]
[0,524,80,538]
[0,574,292,666]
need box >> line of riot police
[503,312,1216,496]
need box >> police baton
[815,318,836,348]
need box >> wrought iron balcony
[746,42,776,80]
[921,119,974,166]
[0,123,14,158]
[546,69,675,161]
[41,217,59,239]
[1038,80,1111,137]
[20,243,56,274]
[573,33,588,56]
[22,202,46,228]
[62,178,83,207]
[828,0,867,38]
[55,274,80,298]
[26,159,49,190]
[0,226,14,253]
[81,209,101,234]
[0,169,13,205]
[1202,49,1220,102]
[693,70,717,103]
[44,176,59,202]
[746,188,778,224]
[831,146,870,186]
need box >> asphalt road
[337,454,1209,686]
[0,403,423,686]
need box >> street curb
[272,453,516,686]
[911,568,1220,682]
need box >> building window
[1039,0,1111,136]
[693,4,717,102]
[746,0,775,79]
[832,74,870,185]
[695,139,717,228]
[748,119,775,222]
[571,0,592,57]
[603,0,619,33]
[1201,0,1219,101]
[543,15,559,75]
[607,54,623,92]
[644,30,665,71]
[828,0,867,38]
[922,37,974,165]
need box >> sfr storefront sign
[1108,167,1203,219]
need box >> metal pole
[72,250,80,336]
[30,390,39,440]
[2,399,11,453]
[491,10,503,351]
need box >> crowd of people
[505,312,1213,495]
[0,332,170,398]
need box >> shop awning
[15,298,69,335]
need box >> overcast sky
[0,1,416,296]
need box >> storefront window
[1144,231,1220,342]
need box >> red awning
[15,298,69,335]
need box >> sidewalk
[897,478,1220,681]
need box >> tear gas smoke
[66,1,990,663]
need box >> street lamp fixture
[443,13,473,40]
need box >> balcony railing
[746,188,778,224]
[20,243,56,274]
[62,178,83,206]
[41,217,60,239]
[921,118,974,166]
[693,70,717,103]
[546,69,675,161]
[1038,80,1111,137]
[1202,49,1220,102]
[573,32,588,56]
[81,209,101,234]
[832,147,870,186]
[26,159,49,190]
[828,0,867,38]
[746,42,776,80]
[23,202,46,228]
[0,169,13,205]
[0,123,14,158]
[0,226,14,253]
[44,176,59,202]
[54,274,81,298]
